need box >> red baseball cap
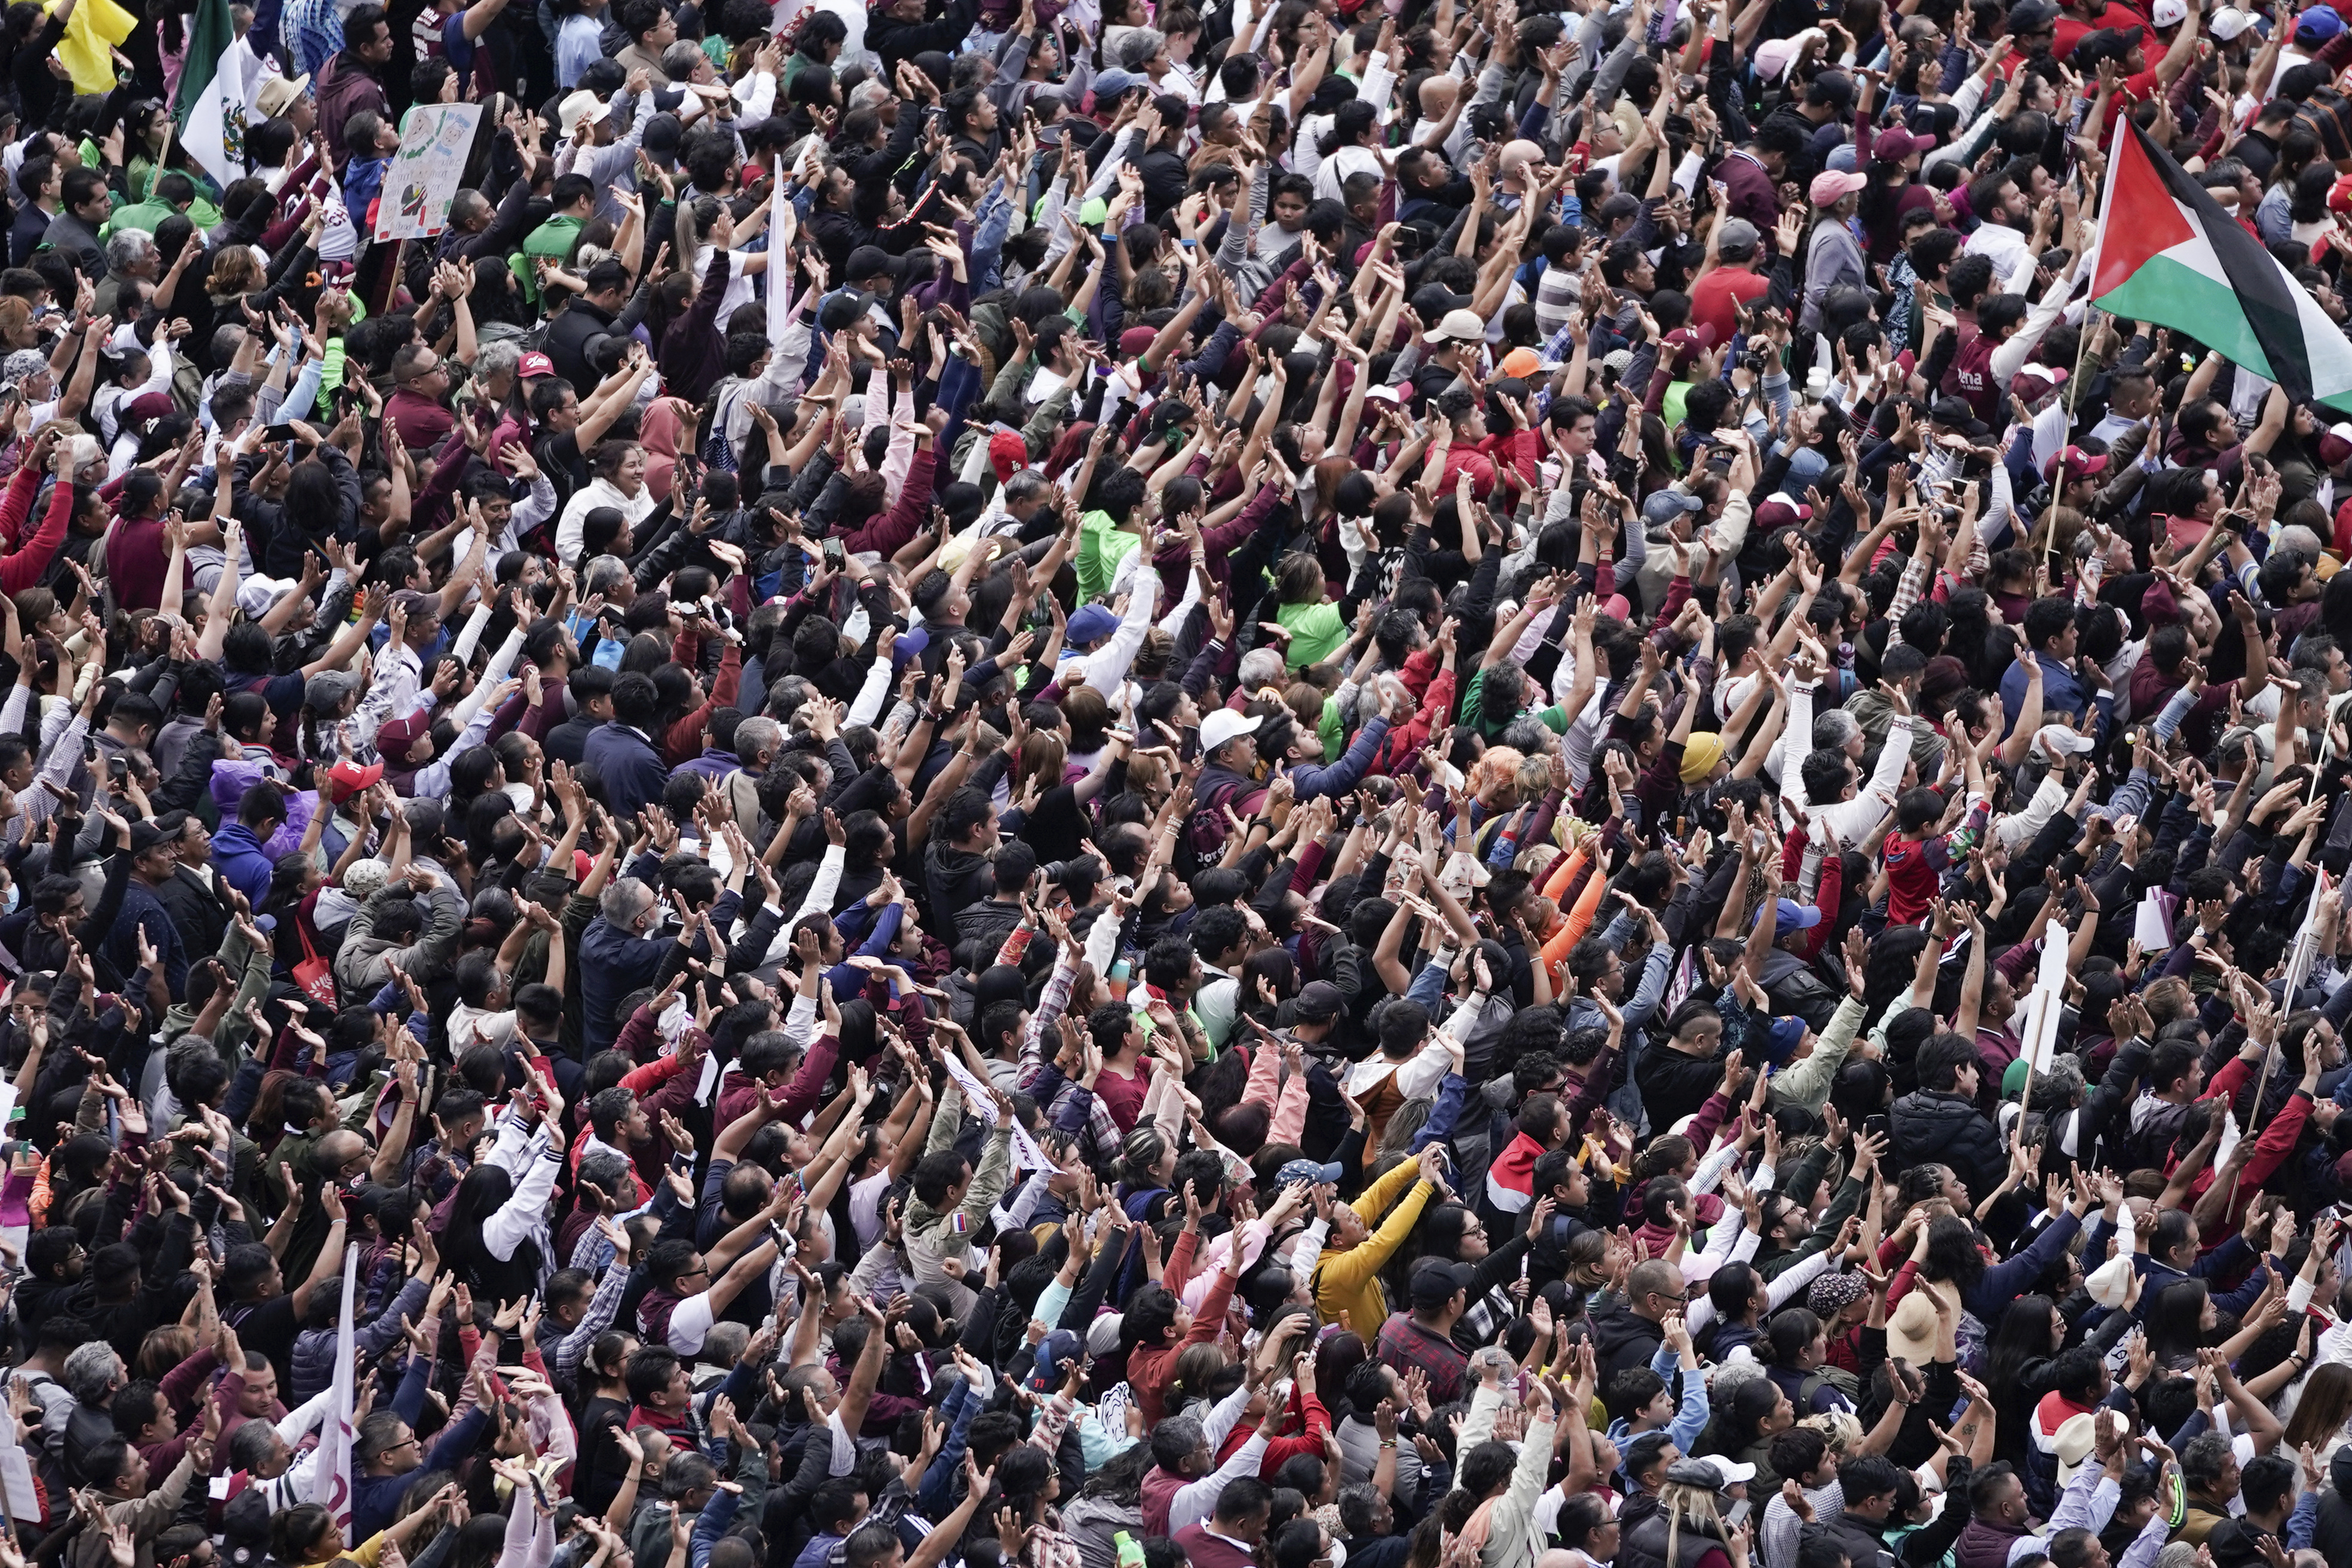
[327,760,384,803]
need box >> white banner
[939,1049,1052,1172]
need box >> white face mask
[1327,1539,1346,1568]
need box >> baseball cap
[2209,4,2255,36]
[1028,1329,1083,1391]
[128,819,170,856]
[327,760,385,804]
[2045,445,2111,485]
[1809,170,1869,205]
[1774,898,1823,936]
[1065,605,1120,645]
[2151,0,2187,22]
[1410,281,1473,320]
[1497,347,1542,378]
[0,349,47,391]
[255,72,310,118]
[1642,489,1706,528]
[517,351,556,378]
[819,290,880,332]
[1199,709,1261,755]
[1871,127,1937,163]
[1408,1260,1475,1307]
[1295,981,1346,1020]
[1754,494,1814,530]
[989,429,1029,482]
[1661,325,1713,375]
[2007,0,2060,29]
[1426,308,1489,344]
[2297,4,2344,44]
[844,246,906,283]
[1694,1457,1758,1486]
[2036,724,2096,758]
[1930,394,1990,437]
[641,111,684,168]
[1092,68,1149,105]
[2323,423,2352,466]
[2011,364,2068,398]
[1276,1157,1346,1187]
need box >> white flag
[182,35,267,194]
[316,1248,359,1546]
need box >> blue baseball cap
[1065,605,1120,645]
[1774,898,1823,937]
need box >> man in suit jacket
[581,672,669,819]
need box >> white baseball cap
[1425,307,1489,344]
[1199,709,1262,756]
[2152,0,2188,24]
[2209,5,2255,37]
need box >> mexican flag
[2093,117,2352,414]
[177,0,263,192]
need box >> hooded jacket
[1888,1087,2007,1203]
[1588,1296,1668,1386]
[316,50,388,167]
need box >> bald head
[1500,139,1545,184]
[1419,74,1460,116]
[315,1130,367,1177]
[1626,1260,1686,1319]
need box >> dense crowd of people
[1,7,2351,1568]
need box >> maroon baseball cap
[1755,494,1813,530]
[517,351,556,378]
[2044,445,2109,486]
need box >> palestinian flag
[2093,117,2352,414]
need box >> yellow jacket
[1312,1159,1436,1336]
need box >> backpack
[1796,1366,1862,1410]
[1185,777,1248,858]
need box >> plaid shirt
[551,1226,637,1396]
[1373,1313,1471,1408]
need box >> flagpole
[2228,871,2326,1209]
[2044,119,2123,569]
